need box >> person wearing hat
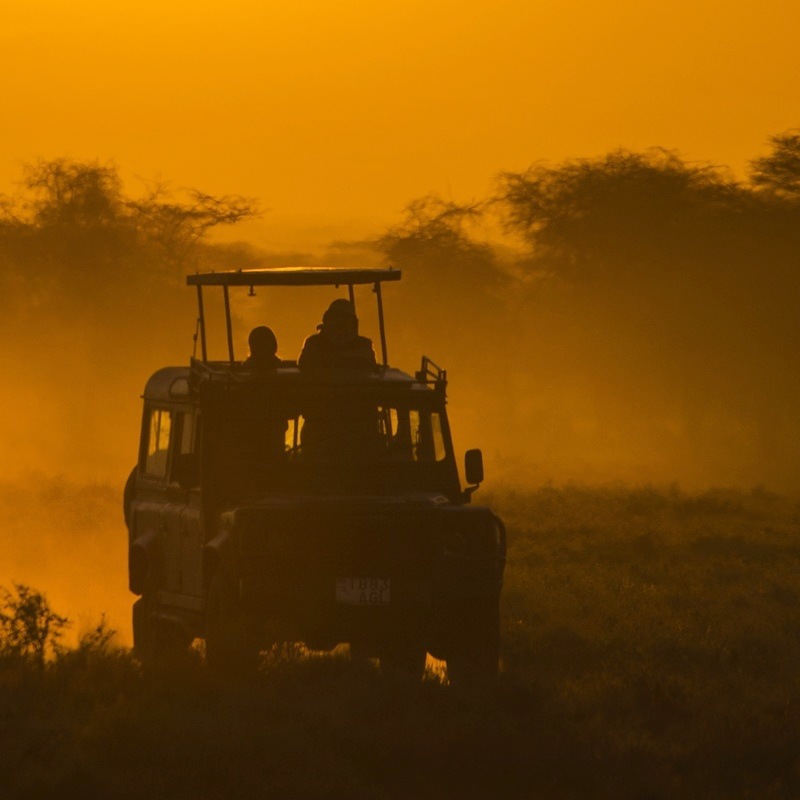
[243,325,281,369]
[298,299,376,370]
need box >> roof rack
[187,267,401,287]
[415,356,447,392]
[186,267,402,367]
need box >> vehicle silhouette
[124,267,506,683]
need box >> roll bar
[186,267,401,366]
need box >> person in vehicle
[243,325,281,369]
[298,299,376,370]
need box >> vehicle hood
[226,492,453,515]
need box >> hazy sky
[1,0,798,249]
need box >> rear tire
[131,595,151,660]
[132,573,190,667]
[445,596,500,689]
[379,638,428,684]
[205,572,259,676]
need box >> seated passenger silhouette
[298,299,376,370]
[300,400,381,461]
[243,326,281,369]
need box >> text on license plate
[335,578,391,606]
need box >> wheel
[204,572,259,676]
[131,595,152,659]
[132,572,190,667]
[123,465,137,530]
[445,595,500,689]
[348,641,376,665]
[379,638,428,684]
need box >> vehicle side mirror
[172,452,199,489]
[465,449,484,486]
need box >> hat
[319,299,357,329]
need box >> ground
[1,481,799,799]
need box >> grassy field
[1,482,800,799]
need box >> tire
[122,465,137,530]
[131,595,151,659]
[445,595,500,689]
[204,572,259,676]
[348,641,376,664]
[379,637,428,684]
[132,572,190,667]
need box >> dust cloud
[2,136,800,635]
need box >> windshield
[205,384,455,497]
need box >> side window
[430,412,446,462]
[411,410,447,463]
[170,410,200,488]
[285,417,300,454]
[379,407,397,440]
[179,411,195,455]
[144,408,171,478]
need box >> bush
[0,583,69,666]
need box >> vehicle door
[152,405,195,597]
[169,408,204,599]
[135,405,176,590]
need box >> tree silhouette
[491,142,800,486]
[0,584,69,666]
[379,195,497,285]
[0,160,259,478]
[23,159,125,228]
[0,158,258,322]
[376,194,512,369]
[750,129,800,196]
[497,149,750,285]
[377,194,509,330]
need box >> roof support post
[223,285,235,363]
[374,281,388,366]
[348,283,355,310]
[196,285,208,362]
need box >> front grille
[233,502,502,611]
[237,507,437,568]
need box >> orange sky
[1,0,798,250]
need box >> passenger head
[248,325,278,358]
[319,299,358,344]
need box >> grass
[2,482,800,799]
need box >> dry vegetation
[2,482,799,799]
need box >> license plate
[335,578,391,606]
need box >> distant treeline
[379,133,800,487]
[2,134,799,486]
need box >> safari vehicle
[124,267,506,682]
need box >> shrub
[0,583,69,666]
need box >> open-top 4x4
[124,268,505,682]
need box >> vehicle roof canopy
[187,267,401,366]
[187,267,401,287]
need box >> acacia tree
[377,194,508,329]
[497,149,753,286]
[750,129,800,196]
[379,195,494,278]
[22,159,126,228]
[375,195,518,449]
[0,160,259,477]
[15,158,257,265]
[0,158,257,322]
[495,143,800,484]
